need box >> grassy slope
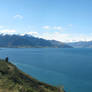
[0,59,65,92]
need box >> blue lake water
[0,48,92,92]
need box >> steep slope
[68,41,92,48]
[0,59,65,92]
[0,34,72,48]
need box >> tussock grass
[0,59,65,92]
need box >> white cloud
[42,25,63,31]
[23,31,70,42]
[0,25,5,29]
[53,26,63,31]
[39,32,70,42]
[42,26,50,30]
[23,31,92,42]
[0,28,91,42]
[42,24,73,31]
[14,14,23,19]
[0,29,16,35]
[68,34,92,42]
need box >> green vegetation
[0,59,65,92]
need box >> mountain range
[68,41,92,48]
[0,34,72,48]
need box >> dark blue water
[0,48,92,92]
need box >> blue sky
[0,0,92,42]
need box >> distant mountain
[0,34,72,48]
[68,41,92,48]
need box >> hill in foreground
[0,59,65,92]
[0,34,72,48]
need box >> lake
[0,48,92,92]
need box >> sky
[0,0,92,42]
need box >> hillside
[0,58,65,92]
[0,34,72,48]
[68,41,92,48]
